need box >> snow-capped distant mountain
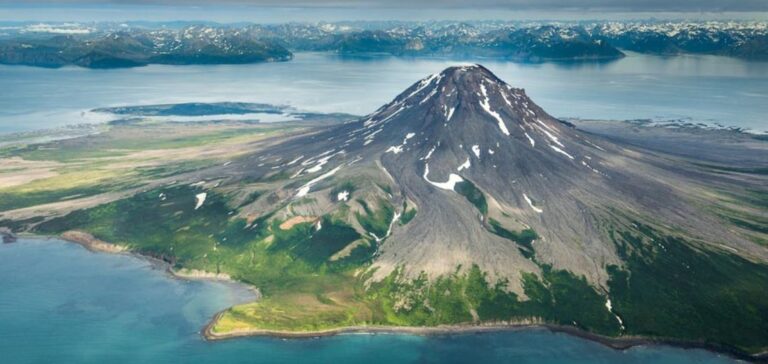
[0,20,766,68]
[0,26,292,68]
[590,21,768,59]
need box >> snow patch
[423,163,464,191]
[457,158,471,171]
[523,193,543,213]
[194,193,207,210]
[337,190,350,201]
[386,145,404,154]
[471,145,481,158]
[404,73,442,101]
[306,155,333,173]
[386,133,417,155]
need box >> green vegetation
[366,264,619,335]
[0,126,269,162]
[269,216,362,267]
[487,218,538,259]
[522,267,620,335]
[33,182,768,354]
[355,198,395,238]
[607,224,768,353]
[0,182,132,212]
[398,201,417,225]
[455,180,487,215]
[36,185,261,262]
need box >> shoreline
[19,232,260,296]
[202,313,768,363]
[12,233,767,363]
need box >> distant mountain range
[0,27,293,68]
[0,21,766,68]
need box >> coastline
[13,233,767,363]
[202,313,768,363]
[60,230,129,254]
[20,232,259,294]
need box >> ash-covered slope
[220,64,765,293]
[344,65,753,287]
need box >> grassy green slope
[26,185,768,354]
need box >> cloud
[2,0,767,12]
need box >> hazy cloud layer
[2,0,767,12]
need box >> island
[1,73,767,364]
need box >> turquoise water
[0,238,740,364]
[1,52,767,134]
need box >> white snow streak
[606,299,625,330]
[538,127,564,147]
[421,145,437,160]
[479,84,510,136]
[523,193,543,213]
[287,155,304,165]
[296,166,342,198]
[550,145,575,160]
[524,132,536,147]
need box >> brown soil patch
[279,216,317,230]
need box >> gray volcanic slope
[218,65,766,294]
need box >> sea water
[1,52,767,134]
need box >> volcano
[215,64,765,293]
[26,64,768,353]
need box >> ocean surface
[0,238,740,364]
[1,51,767,134]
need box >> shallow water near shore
[0,238,740,364]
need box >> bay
[1,52,767,134]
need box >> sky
[0,1,767,23]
